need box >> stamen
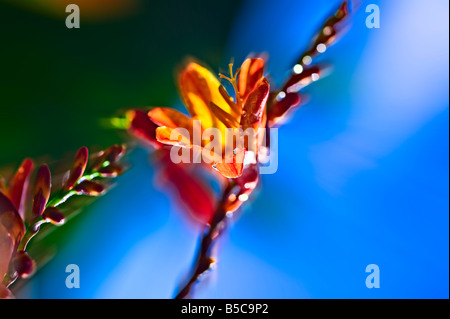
[219,85,240,117]
[219,61,243,113]
[209,101,240,128]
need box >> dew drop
[316,43,327,53]
[293,64,303,74]
[302,56,312,65]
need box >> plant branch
[174,182,236,299]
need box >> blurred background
[0,0,448,298]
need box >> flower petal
[126,110,161,148]
[213,148,245,178]
[155,127,194,148]
[157,153,216,224]
[238,58,265,102]
[148,107,193,129]
[178,62,231,130]
[7,159,34,219]
[240,78,270,131]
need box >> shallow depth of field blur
[0,0,448,298]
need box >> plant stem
[174,183,235,299]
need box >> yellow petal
[178,62,232,130]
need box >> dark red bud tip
[74,180,105,196]
[13,251,35,278]
[32,165,51,217]
[42,206,65,225]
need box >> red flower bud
[42,206,65,225]
[64,147,88,191]
[98,164,124,178]
[32,165,51,218]
[268,92,301,127]
[0,192,25,251]
[74,180,105,196]
[6,159,34,218]
[282,65,322,93]
[90,144,126,171]
[12,251,35,278]
[104,144,126,163]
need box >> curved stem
[174,183,235,299]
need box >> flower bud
[98,164,124,178]
[32,165,51,218]
[64,147,88,191]
[12,251,35,278]
[7,159,34,216]
[42,206,65,225]
[90,144,126,171]
[282,65,322,93]
[74,180,105,196]
[268,92,301,126]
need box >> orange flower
[148,58,269,178]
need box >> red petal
[7,159,34,219]
[238,58,265,102]
[240,78,270,131]
[127,110,161,149]
[213,148,245,178]
[157,151,215,224]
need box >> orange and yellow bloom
[147,58,269,178]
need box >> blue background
[18,0,448,298]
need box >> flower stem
[174,183,235,299]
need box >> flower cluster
[0,145,125,298]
